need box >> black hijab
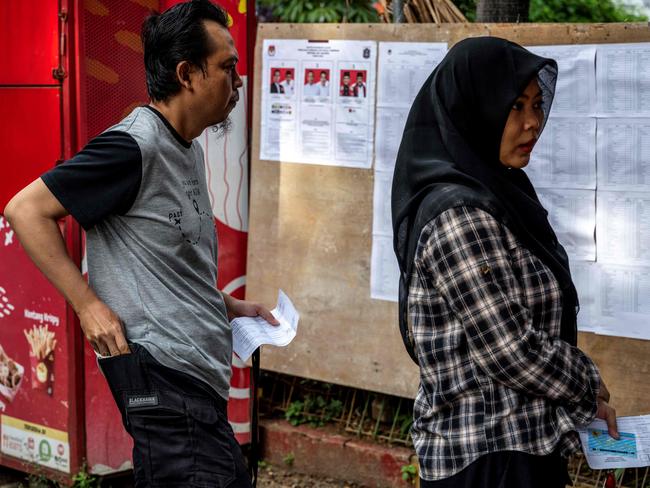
[391,37,578,364]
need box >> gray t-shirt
[42,106,232,399]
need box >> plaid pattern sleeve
[410,207,601,481]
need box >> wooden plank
[247,160,418,396]
[248,23,650,411]
[578,333,650,416]
[251,22,650,47]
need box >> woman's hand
[595,379,618,439]
[596,398,619,439]
[598,380,611,403]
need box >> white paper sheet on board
[536,188,596,261]
[592,264,650,340]
[260,39,377,168]
[597,118,650,191]
[375,106,409,173]
[527,45,597,116]
[526,117,596,189]
[569,261,601,333]
[370,234,400,302]
[596,43,650,116]
[377,42,447,107]
[596,191,650,266]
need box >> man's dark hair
[142,0,229,102]
[357,72,364,79]
[343,72,350,77]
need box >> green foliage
[453,0,647,22]
[285,395,344,427]
[21,463,98,488]
[396,412,413,437]
[71,467,98,488]
[282,451,295,466]
[400,463,418,484]
[259,0,647,23]
[285,399,306,425]
[454,0,478,21]
[258,459,269,469]
[24,473,51,488]
[529,0,647,22]
[257,0,379,23]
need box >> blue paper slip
[587,429,637,458]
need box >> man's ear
[176,61,194,91]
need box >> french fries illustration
[24,325,56,395]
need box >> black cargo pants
[98,343,251,488]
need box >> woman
[391,37,617,487]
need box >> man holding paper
[4,1,277,486]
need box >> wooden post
[476,0,530,22]
[393,0,405,22]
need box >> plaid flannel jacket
[409,207,600,481]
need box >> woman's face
[499,78,544,169]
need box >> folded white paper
[231,290,299,361]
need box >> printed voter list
[578,415,650,469]
[231,290,299,361]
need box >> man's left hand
[222,294,280,326]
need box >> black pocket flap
[185,397,219,425]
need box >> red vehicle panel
[0,0,59,86]
[0,88,62,210]
[0,223,71,473]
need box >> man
[280,70,294,95]
[352,72,366,98]
[340,72,352,97]
[270,69,284,94]
[4,2,277,486]
[303,70,320,97]
[317,71,329,97]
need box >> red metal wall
[0,1,59,86]
[0,0,76,478]
[0,89,62,210]
[0,0,61,209]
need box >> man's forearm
[220,292,279,326]
[221,291,237,319]
[5,204,95,314]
